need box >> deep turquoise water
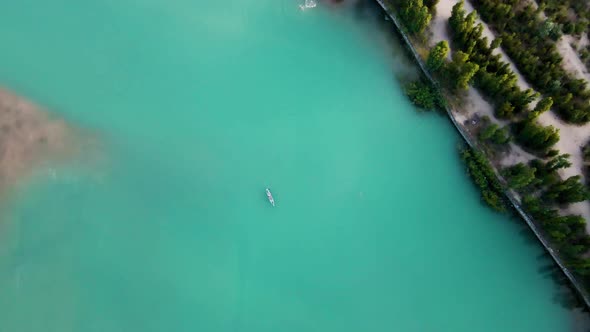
[0,1,583,331]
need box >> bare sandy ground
[0,88,78,193]
[557,34,590,82]
[430,0,590,227]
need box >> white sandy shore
[429,0,590,228]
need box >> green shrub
[544,176,590,204]
[426,41,449,72]
[479,123,510,144]
[503,163,537,189]
[400,0,432,34]
[514,120,560,153]
[404,81,444,110]
[460,148,506,211]
[470,0,590,123]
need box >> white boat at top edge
[299,0,317,10]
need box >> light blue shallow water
[0,1,582,331]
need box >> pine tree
[426,41,450,72]
[516,120,559,152]
[496,101,514,119]
[545,176,590,204]
[546,153,571,171]
[502,163,537,189]
[448,51,479,90]
[529,97,553,119]
[401,0,432,34]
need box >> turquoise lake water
[0,1,585,331]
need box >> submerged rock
[0,88,78,191]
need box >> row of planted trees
[448,0,563,155]
[391,0,590,283]
[406,2,561,156]
[503,154,590,275]
[470,0,590,123]
[445,1,590,277]
[536,0,589,37]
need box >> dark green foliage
[544,213,585,244]
[538,19,562,40]
[502,163,537,189]
[537,0,590,37]
[529,158,561,188]
[479,123,510,144]
[426,41,449,72]
[460,148,506,211]
[546,149,559,158]
[422,0,439,12]
[391,0,590,286]
[546,153,572,172]
[404,81,444,110]
[491,126,510,144]
[522,195,558,221]
[544,175,590,204]
[447,51,479,90]
[523,194,590,271]
[445,2,590,280]
[514,120,559,153]
[574,20,588,35]
[457,62,479,90]
[510,89,540,113]
[470,0,590,123]
[400,0,432,34]
[582,47,590,70]
[563,21,575,35]
[529,97,553,119]
[479,123,498,141]
[582,142,590,162]
[522,194,541,213]
[571,260,590,276]
[490,37,502,50]
[448,1,537,119]
[496,101,514,119]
